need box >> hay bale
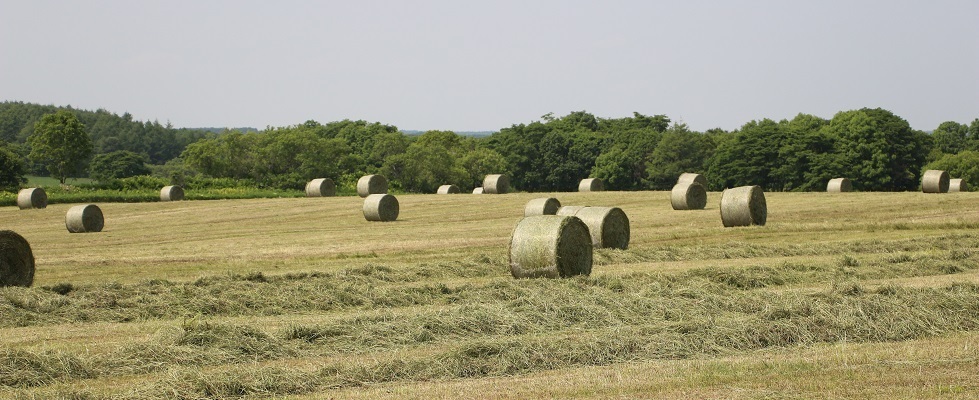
[677,173,707,187]
[826,178,852,193]
[357,175,388,198]
[578,178,604,192]
[671,182,707,210]
[363,194,399,222]
[922,170,949,193]
[482,174,510,194]
[160,185,185,201]
[305,179,335,197]
[437,184,460,194]
[508,215,592,279]
[720,185,767,227]
[16,188,47,210]
[0,230,34,287]
[66,204,104,233]
[524,197,561,217]
[555,206,630,249]
[472,187,484,194]
[949,178,968,193]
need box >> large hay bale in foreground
[472,187,484,194]
[826,178,852,193]
[556,206,630,249]
[677,173,707,187]
[357,175,388,198]
[921,170,949,193]
[0,230,34,287]
[17,188,47,210]
[66,204,104,233]
[508,215,592,279]
[437,184,460,194]
[363,194,399,222]
[305,179,336,197]
[160,185,185,201]
[671,182,707,210]
[949,178,968,193]
[720,186,767,227]
[524,197,561,217]
[578,178,604,192]
[482,174,510,194]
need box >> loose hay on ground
[508,215,592,278]
[671,182,707,210]
[720,185,767,227]
[524,198,561,217]
[0,230,34,287]
[66,204,105,233]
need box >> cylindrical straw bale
[508,215,592,279]
[0,230,34,287]
[677,173,707,187]
[555,206,630,249]
[472,187,484,194]
[671,182,707,210]
[578,178,604,192]
[17,188,47,210]
[524,197,562,217]
[921,170,949,193]
[437,184,460,194]
[66,204,104,233]
[160,185,185,201]
[357,175,388,197]
[720,186,767,227]
[826,178,852,193]
[363,194,399,222]
[482,174,510,194]
[949,179,968,193]
[305,179,335,197]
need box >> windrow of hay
[578,178,604,192]
[437,184,461,194]
[949,178,968,192]
[363,194,399,222]
[671,182,707,210]
[826,178,852,193]
[16,188,47,210]
[922,170,949,193]
[66,204,104,233]
[508,215,592,278]
[676,172,707,187]
[160,185,185,201]
[720,185,767,227]
[556,206,630,249]
[524,197,561,217]
[305,178,335,197]
[482,174,510,194]
[0,230,34,287]
[357,175,388,198]
[472,187,484,194]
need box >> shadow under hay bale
[720,185,767,227]
[17,188,47,210]
[363,194,399,222]
[508,215,592,278]
[949,178,967,193]
[160,185,185,201]
[357,175,388,198]
[921,170,949,193]
[66,204,104,233]
[671,182,707,210]
[556,206,630,249]
[482,174,510,194]
[0,230,34,287]
[305,179,335,197]
[524,197,561,217]
[437,184,460,194]
[826,178,852,193]
[677,173,707,187]
[578,178,604,192]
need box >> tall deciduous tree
[27,110,93,184]
[0,143,27,190]
[824,108,929,191]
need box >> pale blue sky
[2,0,976,132]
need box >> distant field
[1,191,977,398]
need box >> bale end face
[671,182,707,210]
[437,184,461,194]
[305,178,336,197]
[578,178,604,192]
[0,230,35,287]
[922,170,949,193]
[508,215,592,279]
[720,185,767,227]
[482,174,510,194]
[357,175,388,198]
[160,185,185,201]
[66,204,105,233]
[363,194,399,222]
[524,197,562,217]
[17,188,47,210]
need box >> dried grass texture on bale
[578,178,604,192]
[363,194,399,222]
[826,178,852,193]
[16,188,47,210]
[556,206,630,249]
[676,173,707,187]
[160,185,185,201]
[949,178,967,193]
[671,182,707,210]
[508,215,592,278]
[305,179,335,197]
[472,187,484,194]
[720,185,767,227]
[482,174,510,194]
[921,170,949,193]
[524,197,561,217]
[66,204,104,233]
[357,175,388,198]
[437,184,460,194]
[0,230,34,287]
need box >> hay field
[1,191,978,399]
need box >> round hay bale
[305,178,336,197]
[720,186,767,227]
[949,178,968,193]
[0,230,34,287]
[921,170,949,193]
[472,187,484,194]
[363,194,399,222]
[357,175,388,198]
[508,215,592,279]
[482,174,510,194]
[555,206,630,249]
[524,197,561,217]
[578,178,604,192]
[677,173,707,187]
[671,182,707,210]
[66,204,104,233]
[826,178,852,193]
[437,184,460,194]
[160,185,185,201]
[16,188,47,210]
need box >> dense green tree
[0,143,27,190]
[923,151,979,191]
[774,114,838,191]
[89,150,151,181]
[459,147,509,189]
[824,108,929,191]
[645,124,715,190]
[382,142,468,193]
[27,110,94,184]
[932,121,970,155]
[708,119,786,190]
